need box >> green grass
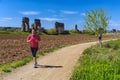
[0,31,30,34]
[70,39,120,80]
[0,56,32,74]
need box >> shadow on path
[37,65,63,68]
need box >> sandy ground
[0,41,98,80]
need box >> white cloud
[109,20,120,27]
[109,23,120,27]
[53,14,58,17]
[3,18,12,20]
[20,11,40,15]
[40,17,63,21]
[61,10,78,14]
[47,9,56,13]
[0,17,13,22]
[81,13,85,16]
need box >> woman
[27,29,40,68]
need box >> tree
[83,8,110,47]
[84,8,110,34]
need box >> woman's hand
[27,39,32,42]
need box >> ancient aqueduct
[21,17,65,33]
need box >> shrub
[112,44,119,50]
[83,31,95,35]
[83,48,93,55]
[46,28,58,35]
[104,42,111,48]
[60,30,70,35]
[68,29,81,34]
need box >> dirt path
[0,41,98,80]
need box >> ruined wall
[75,24,79,32]
[55,22,64,33]
[32,19,41,30]
[21,17,30,31]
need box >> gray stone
[21,17,30,31]
[55,22,64,33]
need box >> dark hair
[32,29,37,34]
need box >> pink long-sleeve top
[27,34,40,48]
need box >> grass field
[0,30,29,34]
[70,39,120,80]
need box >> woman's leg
[31,47,38,68]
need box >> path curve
[0,41,99,80]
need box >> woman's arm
[38,35,41,41]
[27,39,31,42]
[27,35,31,42]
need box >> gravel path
[0,41,98,80]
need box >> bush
[103,42,111,48]
[83,48,94,55]
[68,29,81,34]
[60,30,70,35]
[103,40,120,50]
[83,31,95,35]
[112,44,119,50]
[46,28,58,35]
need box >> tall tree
[84,8,110,34]
[83,8,110,47]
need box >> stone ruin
[55,22,64,33]
[21,17,42,33]
[75,24,79,32]
[21,17,30,31]
[31,19,41,30]
[21,17,65,34]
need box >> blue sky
[0,0,120,30]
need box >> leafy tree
[83,8,110,47]
[83,8,110,34]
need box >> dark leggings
[31,47,38,57]
[98,37,102,40]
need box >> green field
[0,30,30,34]
[70,39,120,80]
